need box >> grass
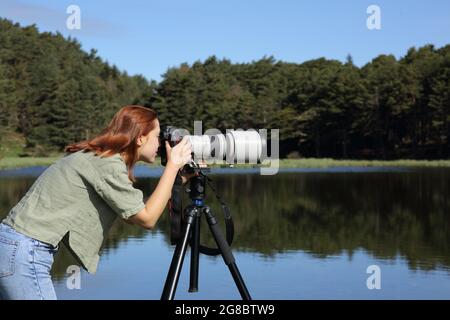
[260,158,450,168]
[1,155,450,171]
[0,130,27,159]
[0,156,66,170]
[0,131,67,170]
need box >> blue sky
[1,0,450,82]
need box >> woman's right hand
[165,136,192,170]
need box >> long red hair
[64,105,158,182]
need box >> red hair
[64,105,158,182]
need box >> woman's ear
[136,134,146,147]
[136,137,142,147]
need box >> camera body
[158,126,182,166]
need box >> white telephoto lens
[225,132,236,164]
[187,135,211,161]
[183,130,265,164]
[231,130,262,163]
[209,134,227,161]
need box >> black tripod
[161,173,252,300]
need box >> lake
[1,166,449,299]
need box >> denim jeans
[0,222,59,300]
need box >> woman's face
[137,119,161,163]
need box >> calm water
[1,166,449,299]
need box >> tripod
[161,173,252,300]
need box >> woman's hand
[180,160,208,184]
[165,136,192,171]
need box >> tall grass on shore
[1,155,450,171]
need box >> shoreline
[1,156,450,171]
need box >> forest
[1,18,449,159]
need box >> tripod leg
[189,211,201,292]
[203,206,252,300]
[161,206,197,300]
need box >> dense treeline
[1,18,449,159]
[0,19,155,155]
[146,49,450,159]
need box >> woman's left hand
[180,160,208,184]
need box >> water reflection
[1,168,449,283]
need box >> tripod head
[188,174,206,203]
[182,165,210,203]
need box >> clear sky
[1,0,450,82]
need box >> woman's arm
[128,136,192,229]
[128,163,179,229]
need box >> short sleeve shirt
[2,150,145,273]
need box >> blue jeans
[0,222,59,300]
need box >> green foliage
[152,46,449,159]
[0,19,150,155]
[0,18,449,159]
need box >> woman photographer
[0,105,194,300]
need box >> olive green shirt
[2,150,145,273]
